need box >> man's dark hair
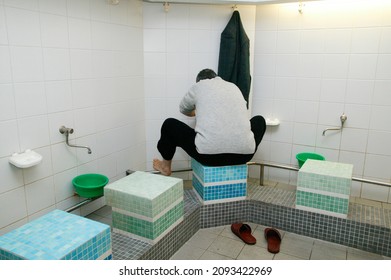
[196,69,217,82]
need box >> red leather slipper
[264,228,282,253]
[231,223,256,245]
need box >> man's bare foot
[153,158,172,176]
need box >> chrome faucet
[322,113,347,136]
[59,126,92,154]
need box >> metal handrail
[246,161,391,188]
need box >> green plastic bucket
[296,153,325,168]
[72,173,109,198]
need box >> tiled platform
[87,180,391,259]
[0,210,111,260]
[296,160,353,218]
[105,171,183,244]
[192,159,247,204]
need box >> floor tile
[207,235,245,259]
[278,233,314,260]
[310,242,347,260]
[186,228,219,250]
[236,244,274,260]
[199,250,234,260]
[170,244,205,260]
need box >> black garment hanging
[218,11,251,108]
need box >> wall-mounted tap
[59,126,92,154]
[322,113,347,136]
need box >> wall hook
[298,2,304,14]
[163,2,170,13]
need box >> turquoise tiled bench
[104,171,183,244]
[0,209,112,260]
[296,159,353,218]
[191,159,248,204]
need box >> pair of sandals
[231,223,282,254]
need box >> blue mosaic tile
[0,210,111,260]
[191,159,247,183]
[191,160,248,203]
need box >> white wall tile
[40,14,69,48]
[39,0,67,16]
[18,115,50,150]
[367,130,391,156]
[348,54,378,79]
[167,29,189,53]
[51,142,77,173]
[324,29,351,53]
[25,176,55,215]
[0,187,27,229]
[276,30,299,54]
[10,46,44,82]
[0,120,20,157]
[14,82,47,118]
[369,105,391,131]
[340,128,368,153]
[0,84,16,121]
[5,7,41,46]
[296,78,321,101]
[300,29,325,54]
[53,167,76,202]
[275,54,298,76]
[144,29,166,52]
[294,101,318,123]
[322,54,349,79]
[293,123,317,146]
[74,107,96,138]
[142,2,166,29]
[361,183,389,202]
[0,6,8,45]
[144,52,166,77]
[68,18,91,49]
[167,53,189,76]
[320,79,346,103]
[373,80,391,106]
[23,146,52,184]
[71,79,93,109]
[69,49,92,79]
[364,153,391,180]
[379,27,391,53]
[298,54,323,78]
[45,80,72,113]
[43,48,71,81]
[253,54,275,76]
[376,54,391,79]
[345,79,374,105]
[66,0,90,19]
[0,46,12,83]
[4,0,38,10]
[91,21,112,50]
[344,104,371,129]
[339,150,365,176]
[351,28,381,53]
[90,0,110,22]
[0,157,24,193]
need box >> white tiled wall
[1,0,390,234]
[251,0,391,202]
[0,0,145,233]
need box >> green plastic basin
[296,152,325,168]
[72,173,109,198]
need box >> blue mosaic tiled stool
[0,209,112,260]
[191,159,248,204]
[296,159,353,218]
[105,171,183,244]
